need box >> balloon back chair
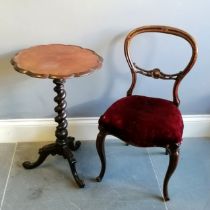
[95,25,197,201]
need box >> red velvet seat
[95,25,198,201]
[99,95,183,147]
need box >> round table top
[11,44,103,79]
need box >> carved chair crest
[124,25,198,106]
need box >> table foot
[23,143,57,169]
[63,145,85,188]
[67,136,81,151]
[22,142,85,188]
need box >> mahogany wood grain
[11,44,103,79]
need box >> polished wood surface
[11,44,103,79]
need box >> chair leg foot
[163,143,180,201]
[165,146,169,155]
[96,176,102,182]
[96,129,107,182]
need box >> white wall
[0,0,209,118]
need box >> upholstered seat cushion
[99,95,183,147]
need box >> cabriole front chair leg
[163,143,180,201]
[96,129,107,182]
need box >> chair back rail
[124,25,198,106]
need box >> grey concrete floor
[0,138,210,210]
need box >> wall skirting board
[0,115,210,143]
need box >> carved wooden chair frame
[96,25,198,201]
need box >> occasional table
[11,44,103,187]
